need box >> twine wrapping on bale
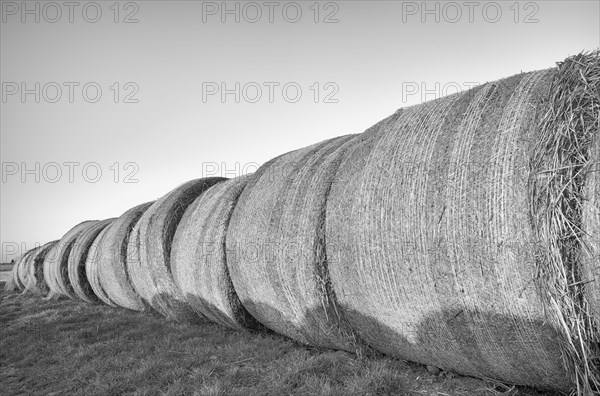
[96,203,153,311]
[171,175,262,329]
[227,136,374,352]
[24,241,58,296]
[325,52,599,393]
[68,219,116,303]
[85,226,116,306]
[529,51,600,394]
[44,221,97,299]
[127,178,226,321]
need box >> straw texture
[68,219,115,303]
[42,244,59,299]
[326,70,582,390]
[24,241,58,296]
[10,251,32,292]
[18,247,41,294]
[44,221,97,299]
[85,226,116,307]
[582,134,599,326]
[529,52,600,394]
[6,51,598,395]
[171,175,261,329]
[227,136,373,351]
[128,178,226,321]
[97,203,153,311]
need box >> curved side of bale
[68,219,116,303]
[326,68,582,390]
[530,52,600,393]
[13,250,36,292]
[227,135,378,351]
[582,134,599,327]
[42,244,61,299]
[129,178,227,321]
[97,203,154,311]
[46,220,97,298]
[24,241,58,296]
[126,220,147,309]
[18,248,40,293]
[171,175,262,329]
[11,254,26,291]
[85,226,116,306]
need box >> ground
[0,264,13,284]
[0,281,560,396]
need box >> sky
[1,0,599,261]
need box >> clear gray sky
[1,0,599,261]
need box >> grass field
[0,284,560,396]
[0,263,14,271]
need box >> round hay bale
[85,225,116,306]
[24,240,58,296]
[96,203,154,311]
[326,53,600,392]
[17,247,40,293]
[68,219,116,303]
[44,221,97,299]
[226,135,374,351]
[171,175,261,329]
[12,249,37,292]
[127,178,226,321]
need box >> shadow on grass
[1,290,564,396]
[173,292,567,394]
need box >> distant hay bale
[68,219,115,303]
[11,249,37,292]
[226,136,374,351]
[325,52,599,393]
[96,203,154,311]
[17,247,40,293]
[24,240,58,296]
[44,221,97,299]
[171,175,262,329]
[85,226,116,306]
[127,178,226,321]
